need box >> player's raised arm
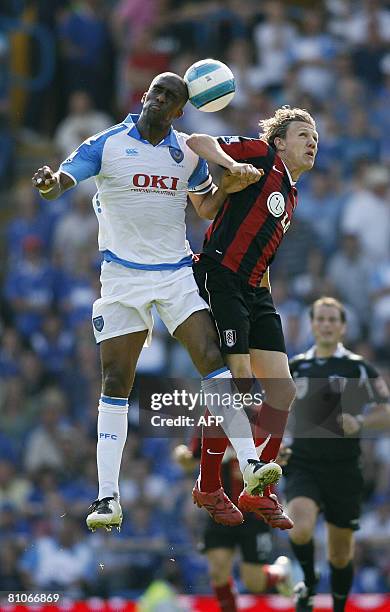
[189,168,262,220]
[32,165,75,200]
[187,133,263,180]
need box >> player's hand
[228,161,264,181]
[172,444,197,471]
[32,166,58,192]
[338,413,361,436]
[220,168,263,194]
[276,445,292,466]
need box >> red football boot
[238,491,294,530]
[192,482,244,526]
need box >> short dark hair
[309,297,346,323]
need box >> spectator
[6,182,52,263]
[341,165,390,261]
[19,517,94,595]
[3,236,55,339]
[53,191,97,269]
[56,0,113,111]
[0,460,32,511]
[327,233,372,324]
[54,90,112,158]
[23,387,70,473]
[289,8,337,100]
[296,169,344,253]
[252,0,297,90]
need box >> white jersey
[60,114,213,269]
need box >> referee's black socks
[329,561,354,612]
[290,539,317,588]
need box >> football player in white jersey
[32,72,281,532]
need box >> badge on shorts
[223,329,237,347]
[169,147,184,163]
[93,316,104,332]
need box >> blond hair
[259,106,316,148]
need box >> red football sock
[199,411,229,492]
[213,579,238,612]
[254,402,289,462]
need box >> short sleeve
[217,136,269,162]
[60,139,102,184]
[59,123,128,184]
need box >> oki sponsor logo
[99,433,118,440]
[133,174,179,190]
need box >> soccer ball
[184,59,235,112]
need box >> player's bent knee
[328,552,353,568]
[290,525,314,545]
[208,564,232,587]
[202,339,224,373]
[263,377,296,411]
[102,369,130,398]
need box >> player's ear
[274,136,286,151]
[141,92,147,104]
[175,108,184,119]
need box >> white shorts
[92,261,208,345]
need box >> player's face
[142,75,187,124]
[279,121,318,175]
[311,305,346,348]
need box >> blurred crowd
[1,0,390,600]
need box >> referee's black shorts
[193,255,286,355]
[200,514,273,564]
[284,458,364,531]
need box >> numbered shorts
[200,514,272,564]
[194,255,286,354]
[92,261,208,345]
[284,459,364,530]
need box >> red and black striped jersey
[203,136,298,287]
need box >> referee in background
[285,297,390,612]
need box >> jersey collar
[281,159,296,186]
[306,343,347,359]
[124,113,181,150]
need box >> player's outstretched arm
[32,165,75,200]
[187,133,262,180]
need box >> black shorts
[193,255,286,355]
[284,458,364,530]
[200,514,272,564]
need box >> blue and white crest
[93,315,104,332]
[169,147,184,163]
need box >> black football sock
[290,539,317,588]
[329,561,353,612]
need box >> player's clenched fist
[229,162,264,181]
[32,166,58,193]
[220,167,264,194]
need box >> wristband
[37,176,57,194]
[38,185,56,194]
